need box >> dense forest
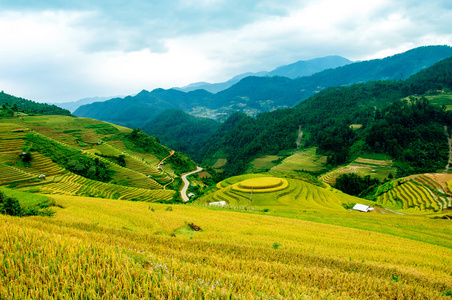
[196,56,452,177]
[142,109,219,157]
[0,91,71,116]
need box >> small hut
[352,203,374,212]
[38,174,46,179]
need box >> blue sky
[0,0,451,103]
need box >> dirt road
[180,167,203,202]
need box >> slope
[1,194,450,299]
[198,55,452,177]
[142,108,220,158]
[0,115,197,202]
[0,91,71,116]
[197,173,364,211]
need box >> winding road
[180,167,203,202]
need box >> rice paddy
[270,147,327,173]
[0,194,451,299]
[0,117,179,203]
[0,114,451,298]
[371,174,452,213]
[198,173,365,210]
[320,156,396,185]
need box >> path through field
[180,167,203,202]
[444,126,452,173]
[296,125,303,149]
[159,150,175,190]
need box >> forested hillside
[0,91,71,116]
[198,56,452,177]
[142,109,219,157]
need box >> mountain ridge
[74,45,452,128]
[175,55,352,93]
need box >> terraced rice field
[0,164,37,184]
[409,174,452,210]
[271,148,326,173]
[17,172,174,202]
[199,174,363,210]
[246,155,283,173]
[2,195,450,299]
[82,150,163,189]
[0,118,178,203]
[320,157,395,185]
[374,176,451,212]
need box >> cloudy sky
[0,0,451,103]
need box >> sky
[0,0,451,103]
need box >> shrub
[0,193,22,216]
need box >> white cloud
[0,0,451,102]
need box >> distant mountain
[52,96,120,113]
[266,55,352,78]
[74,89,214,129]
[176,56,351,93]
[74,45,452,127]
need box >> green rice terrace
[319,156,396,186]
[0,116,196,203]
[368,173,452,213]
[197,173,370,211]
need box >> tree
[0,192,22,216]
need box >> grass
[0,186,53,209]
[425,92,452,110]
[246,155,284,173]
[270,147,326,173]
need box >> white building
[352,203,374,212]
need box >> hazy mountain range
[175,55,352,93]
[52,96,123,113]
[73,45,452,129]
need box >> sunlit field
[1,194,451,299]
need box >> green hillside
[197,173,367,211]
[198,56,452,177]
[0,115,196,203]
[0,91,71,116]
[142,108,219,157]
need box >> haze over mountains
[176,55,352,93]
[74,45,452,129]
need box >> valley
[1,45,452,299]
